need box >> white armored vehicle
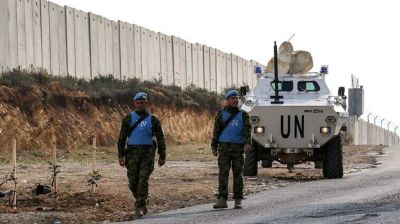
[241,42,348,179]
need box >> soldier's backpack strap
[218,110,240,137]
[127,113,151,137]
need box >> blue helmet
[225,89,239,98]
[133,92,148,101]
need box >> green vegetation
[0,68,224,111]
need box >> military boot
[234,199,242,209]
[134,207,144,218]
[213,197,228,209]
[141,199,149,215]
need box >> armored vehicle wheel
[323,135,343,179]
[314,161,323,169]
[244,144,258,176]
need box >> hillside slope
[0,69,223,152]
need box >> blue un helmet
[133,92,148,101]
[225,89,239,99]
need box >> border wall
[0,0,264,92]
[347,116,399,146]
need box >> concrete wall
[348,116,399,146]
[0,0,262,92]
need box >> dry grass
[155,108,214,144]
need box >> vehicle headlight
[254,126,265,134]
[245,100,253,107]
[320,126,331,135]
[250,116,260,124]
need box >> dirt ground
[0,144,385,224]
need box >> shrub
[0,70,224,113]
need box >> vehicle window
[298,81,320,92]
[270,81,293,92]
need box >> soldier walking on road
[117,92,166,218]
[211,89,251,209]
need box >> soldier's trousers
[218,142,244,200]
[125,146,155,208]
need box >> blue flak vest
[219,110,245,144]
[128,112,153,145]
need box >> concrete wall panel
[191,43,198,87]
[215,49,226,92]
[253,62,258,87]
[133,25,141,79]
[178,38,186,87]
[367,123,372,145]
[151,31,161,81]
[147,30,154,80]
[363,121,368,144]
[40,0,50,72]
[237,57,243,86]
[81,11,91,79]
[359,120,365,144]
[89,13,98,78]
[65,6,75,76]
[209,48,216,92]
[17,0,26,68]
[112,21,120,79]
[171,36,180,86]
[127,23,135,79]
[165,35,174,85]
[222,52,227,91]
[243,59,248,86]
[155,32,162,81]
[226,54,232,87]
[197,44,204,89]
[203,45,210,90]
[249,60,254,88]
[119,21,128,79]
[251,60,257,89]
[48,2,59,75]
[6,0,18,69]
[159,33,168,84]
[73,9,82,77]
[0,0,9,71]
[104,18,113,75]
[185,41,192,85]
[24,0,34,67]
[231,54,238,87]
[57,5,67,76]
[97,16,106,76]
[358,119,363,145]
[370,124,375,145]
[32,0,41,68]
[242,60,248,86]
[140,27,149,81]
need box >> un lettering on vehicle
[280,115,304,138]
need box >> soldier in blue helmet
[211,89,251,209]
[117,92,166,218]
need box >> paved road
[123,146,400,224]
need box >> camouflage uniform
[211,106,251,200]
[118,111,166,209]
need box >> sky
[52,0,400,131]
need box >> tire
[244,144,258,176]
[323,135,343,179]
